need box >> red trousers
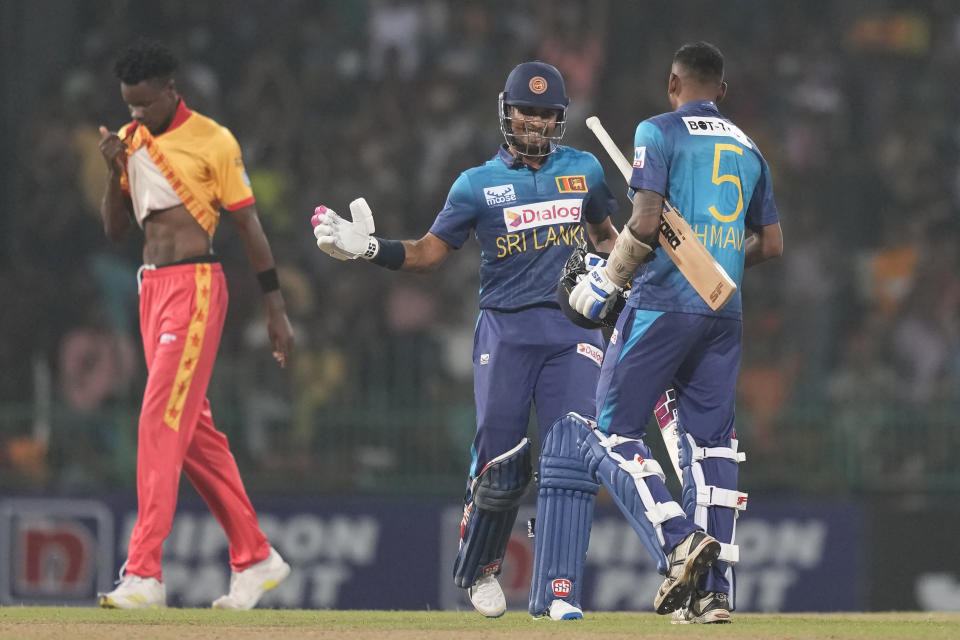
[127,261,268,580]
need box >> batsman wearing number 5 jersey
[96,40,293,610]
[311,62,619,620]
[568,41,784,624]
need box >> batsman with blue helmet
[311,61,621,620]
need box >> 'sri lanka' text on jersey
[429,145,617,311]
[628,99,780,318]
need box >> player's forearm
[100,172,132,241]
[628,189,664,245]
[255,264,288,319]
[232,207,279,272]
[243,237,288,310]
[397,240,442,273]
[603,225,652,287]
[392,233,449,273]
[586,219,618,254]
[263,289,287,315]
[744,221,783,268]
[232,208,290,310]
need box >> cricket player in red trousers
[96,39,294,609]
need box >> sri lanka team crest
[555,175,587,193]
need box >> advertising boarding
[0,495,862,611]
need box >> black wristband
[257,268,280,293]
[369,237,405,270]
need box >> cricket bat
[585,116,737,311]
[654,389,684,484]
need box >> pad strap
[678,433,745,594]
[619,456,667,482]
[688,438,746,464]
[581,424,690,574]
[719,542,740,564]
[599,435,683,527]
[696,486,749,511]
[645,500,686,525]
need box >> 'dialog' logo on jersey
[555,175,587,193]
[503,199,582,231]
[483,184,517,206]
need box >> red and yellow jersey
[119,99,254,236]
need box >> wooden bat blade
[659,201,737,311]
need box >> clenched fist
[568,265,620,322]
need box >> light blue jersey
[627,100,779,318]
[429,145,617,311]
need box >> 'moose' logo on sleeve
[484,184,517,206]
[503,199,582,231]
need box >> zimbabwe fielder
[96,39,293,610]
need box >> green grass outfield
[1,608,958,639]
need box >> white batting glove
[569,265,620,321]
[311,198,378,261]
[311,206,354,260]
[583,253,607,273]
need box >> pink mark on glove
[311,205,327,228]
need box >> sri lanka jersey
[430,145,618,311]
[627,100,780,318]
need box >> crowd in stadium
[3,0,958,494]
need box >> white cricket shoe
[212,546,291,610]
[467,575,506,618]
[99,573,166,609]
[546,599,583,620]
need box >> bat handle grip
[586,116,633,183]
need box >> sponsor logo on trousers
[552,578,572,597]
[577,343,603,367]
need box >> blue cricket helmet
[501,61,569,111]
[499,61,569,159]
